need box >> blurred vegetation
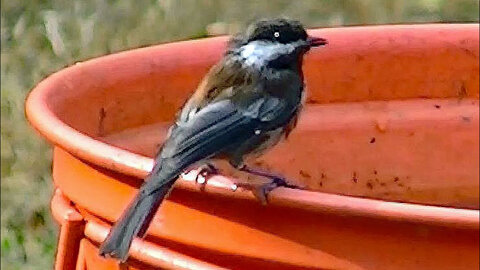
[1,0,478,269]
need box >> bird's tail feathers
[98,164,178,262]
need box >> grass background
[1,1,478,269]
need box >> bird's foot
[194,163,219,191]
[236,177,299,205]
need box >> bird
[99,18,327,262]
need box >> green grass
[1,0,478,269]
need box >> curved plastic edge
[31,24,480,231]
[26,23,480,179]
[51,190,227,270]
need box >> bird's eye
[274,31,280,38]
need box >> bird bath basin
[26,24,479,270]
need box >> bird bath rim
[25,24,480,230]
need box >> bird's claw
[237,177,299,205]
[194,163,219,191]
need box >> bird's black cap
[229,18,327,49]
[246,18,308,44]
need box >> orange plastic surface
[27,24,479,269]
[51,189,85,270]
[51,190,227,270]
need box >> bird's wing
[99,79,295,263]
[157,96,291,176]
[178,57,252,123]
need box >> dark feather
[99,96,293,261]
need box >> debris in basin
[375,118,388,133]
[461,116,472,122]
[299,170,311,178]
[457,82,468,101]
[98,107,106,136]
[366,182,374,189]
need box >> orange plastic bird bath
[26,24,479,270]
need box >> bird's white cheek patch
[239,41,297,68]
[241,43,256,58]
[241,43,264,66]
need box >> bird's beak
[307,36,328,47]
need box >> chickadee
[99,18,327,261]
